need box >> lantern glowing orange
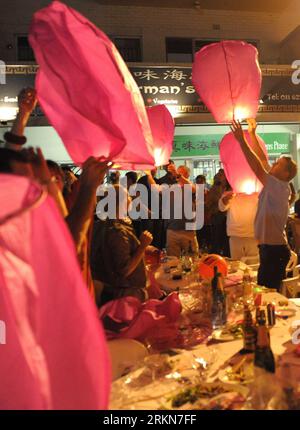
[192,40,262,124]
[199,254,228,280]
[146,105,175,166]
[220,131,268,194]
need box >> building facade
[1,0,300,186]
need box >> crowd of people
[1,87,299,309]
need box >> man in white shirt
[231,119,297,291]
[218,191,258,260]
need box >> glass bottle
[254,310,275,374]
[211,267,227,329]
[241,305,257,354]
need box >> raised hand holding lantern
[146,105,174,166]
[192,40,262,123]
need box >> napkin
[99,292,181,341]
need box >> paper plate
[212,325,243,342]
[212,329,235,342]
[275,308,296,318]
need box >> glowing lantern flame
[241,179,256,195]
[154,148,163,167]
[233,106,249,122]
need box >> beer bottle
[254,310,275,373]
[241,305,256,354]
[217,273,227,326]
[243,268,253,305]
[211,266,222,329]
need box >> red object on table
[254,293,262,306]
[199,254,228,279]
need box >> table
[154,258,249,292]
[109,292,300,410]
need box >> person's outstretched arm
[120,231,153,278]
[5,88,37,151]
[145,171,161,190]
[27,147,68,218]
[66,157,110,253]
[231,120,268,186]
[247,118,270,172]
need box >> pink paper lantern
[192,40,262,123]
[220,131,268,194]
[29,1,155,170]
[146,105,174,166]
[0,174,111,409]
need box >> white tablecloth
[109,292,300,410]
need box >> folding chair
[282,275,300,298]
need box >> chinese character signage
[172,133,291,157]
[130,66,207,114]
[173,135,220,156]
[0,64,300,119]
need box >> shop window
[192,159,223,185]
[111,37,142,62]
[166,38,193,63]
[194,39,259,54]
[16,35,35,61]
[166,37,258,63]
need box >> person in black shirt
[137,168,162,248]
[294,190,300,218]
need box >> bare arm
[231,120,268,186]
[5,88,37,151]
[178,174,196,193]
[145,171,160,190]
[247,119,270,172]
[122,231,153,278]
[66,158,110,252]
[27,147,68,218]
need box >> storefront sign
[130,66,205,114]
[172,133,291,157]
[0,64,300,119]
[0,65,40,119]
[259,132,291,153]
[260,67,300,113]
